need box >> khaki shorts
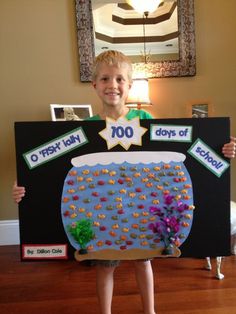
[90,259,151,267]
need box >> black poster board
[14,118,231,260]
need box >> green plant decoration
[68,219,94,254]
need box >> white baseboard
[0,220,20,245]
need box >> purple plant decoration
[149,195,190,255]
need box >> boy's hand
[222,136,236,158]
[12,181,25,203]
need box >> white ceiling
[92,0,179,56]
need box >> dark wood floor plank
[0,246,236,313]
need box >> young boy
[13,50,156,314]
[13,50,236,314]
[82,50,156,314]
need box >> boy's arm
[222,136,236,158]
[12,181,25,203]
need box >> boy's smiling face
[92,63,132,109]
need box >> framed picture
[187,101,213,118]
[50,104,93,121]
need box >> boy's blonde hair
[92,50,133,82]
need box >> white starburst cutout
[99,117,148,150]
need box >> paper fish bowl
[61,152,194,261]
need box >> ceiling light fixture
[126,0,161,64]
[126,0,161,14]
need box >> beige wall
[0,0,236,220]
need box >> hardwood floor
[0,245,236,314]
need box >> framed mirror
[75,0,196,82]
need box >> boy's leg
[205,257,212,270]
[134,260,156,314]
[216,256,224,280]
[96,264,117,314]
